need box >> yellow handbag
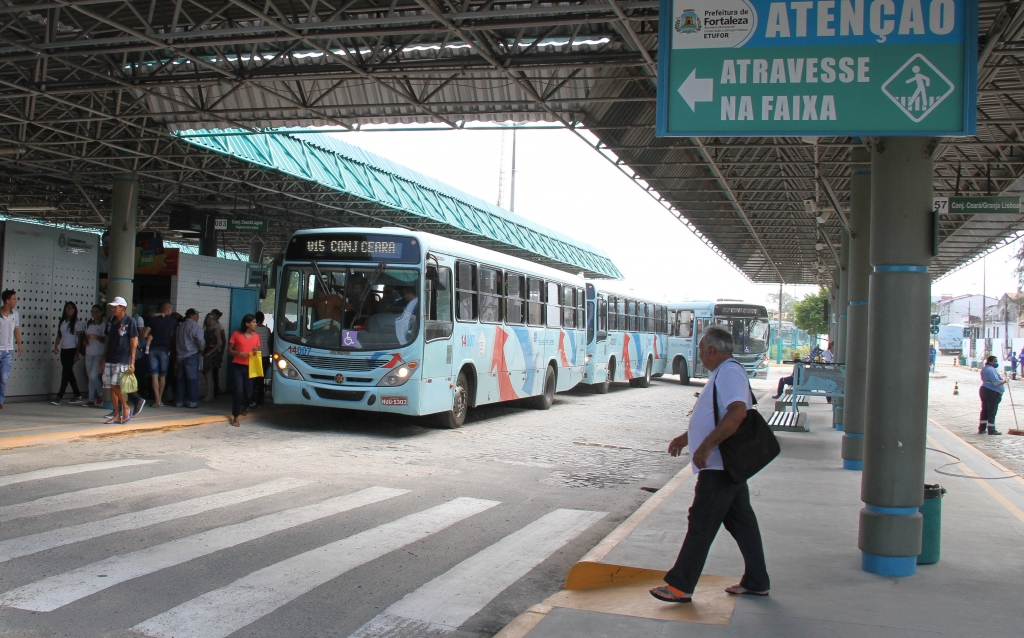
[248,350,264,379]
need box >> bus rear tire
[630,359,652,388]
[679,360,690,386]
[532,365,556,409]
[437,371,469,429]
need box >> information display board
[656,0,977,137]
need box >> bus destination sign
[286,233,420,263]
[715,304,769,317]
[656,0,977,137]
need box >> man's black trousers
[664,469,770,594]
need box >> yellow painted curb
[0,408,299,450]
[496,463,695,636]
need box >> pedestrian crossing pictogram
[881,54,956,123]
[0,458,605,637]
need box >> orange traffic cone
[953,382,959,395]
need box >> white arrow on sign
[678,68,713,112]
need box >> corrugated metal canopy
[0,0,1022,287]
[178,129,621,278]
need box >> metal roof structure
[1,0,1022,286]
[179,129,620,277]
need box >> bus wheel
[630,358,652,388]
[679,359,690,386]
[437,372,469,428]
[532,365,556,409]
[594,363,611,394]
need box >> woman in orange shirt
[227,314,260,427]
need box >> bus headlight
[378,361,419,387]
[274,354,305,380]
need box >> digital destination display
[286,233,420,263]
[715,304,768,317]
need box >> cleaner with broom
[979,355,1006,436]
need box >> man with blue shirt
[979,355,1006,435]
[650,325,770,604]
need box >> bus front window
[718,317,769,354]
[277,266,421,350]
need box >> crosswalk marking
[1,486,410,612]
[133,497,500,638]
[0,477,307,564]
[349,508,606,637]
[0,459,159,489]
[0,469,215,523]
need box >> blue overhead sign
[656,0,978,137]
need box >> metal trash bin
[918,484,946,565]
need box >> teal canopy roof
[176,129,621,279]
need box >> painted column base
[862,552,917,577]
[834,422,844,431]
[843,459,863,471]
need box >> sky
[329,125,1023,306]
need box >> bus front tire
[595,360,615,394]
[437,372,469,428]
[532,365,556,409]
[678,359,690,386]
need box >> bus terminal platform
[497,394,1024,638]
[0,399,287,450]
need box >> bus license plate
[381,396,408,406]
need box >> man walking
[0,289,24,409]
[175,308,205,408]
[147,302,178,407]
[100,297,138,424]
[253,312,272,408]
[651,325,770,603]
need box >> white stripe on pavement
[349,508,606,637]
[1,486,410,612]
[133,497,500,638]
[0,477,307,564]
[0,469,216,523]
[0,459,159,489]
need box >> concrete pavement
[498,392,1024,637]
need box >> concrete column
[842,148,871,470]
[833,228,850,430]
[108,172,139,308]
[859,137,934,577]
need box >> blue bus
[273,228,587,427]
[665,301,771,384]
[582,281,668,393]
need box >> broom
[1006,377,1023,436]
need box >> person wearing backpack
[651,325,771,603]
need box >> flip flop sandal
[649,586,692,603]
[726,587,769,597]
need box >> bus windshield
[277,265,421,350]
[717,316,770,354]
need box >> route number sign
[656,0,978,137]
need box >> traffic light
[931,325,940,335]
[930,314,941,327]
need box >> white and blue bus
[582,281,668,393]
[665,301,771,384]
[273,228,587,427]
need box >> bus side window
[527,278,544,326]
[546,282,561,328]
[425,265,453,341]
[506,273,526,325]
[561,285,575,328]
[455,261,477,322]
[679,311,694,338]
[616,298,625,331]
[479,266,502,324]
[668,310,676,336]
[645,303,653,333]
[627,301,636,332]
[280,269,301,335]
[597,296,608,340]
[576,288,586,329]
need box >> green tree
[793,288,830,336]
[765,291,798,321]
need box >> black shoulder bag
[712,361,781,483]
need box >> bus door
[422,262,454,412]
[692,316,709,377]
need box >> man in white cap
[100,297,139,424]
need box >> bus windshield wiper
[309,260,330,296]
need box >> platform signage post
[656,0,977,137]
